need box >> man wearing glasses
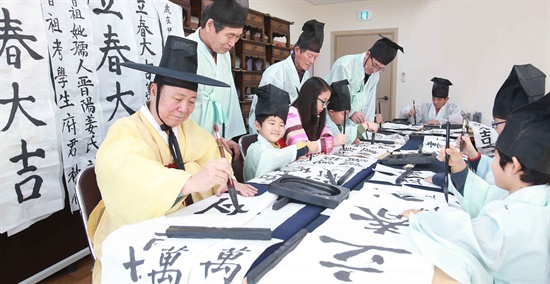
[326,36,403,127]
[248,19,325,133]
[187,0,249,159]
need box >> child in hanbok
[404,94,550,283]
[243,85,317,181]
[326,79,379,144]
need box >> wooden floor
[39,255,93,284]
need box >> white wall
[249,0,316,49]
[251,0,550,125]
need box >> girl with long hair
[284,77,347,153]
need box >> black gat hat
[369,35,403,65]
[328,80,351,112]
[121,35,228,91]
[496,93,550,174]
[431,77,453,99]
[492,64,546,119]
[255,84,291,123]
[295,19,325,53]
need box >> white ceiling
[305,0,361,5]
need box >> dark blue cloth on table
[246,164,375,274]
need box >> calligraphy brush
[378,101,382,129]
[443,121,450,203]
[342,111,347,151]
[459,114,468,152]
[413,100,417,125]
[214,124,245,213]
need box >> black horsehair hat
[328,79,351,112]
[369,35,404,65]
[296,19,325,53]
[492,64,546,119]
[121,35,228,91]
[431,77,453,98]
[496,93,550,174]
[255,84,291,123]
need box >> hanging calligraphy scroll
[0,3,64,235]
[1,0,183,234]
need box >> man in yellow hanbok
[88,36,257,283]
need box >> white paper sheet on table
[249,140,403,185]
[259,183,461,283]
[381,123,424,131]
[422,135,457,154]
[372,164,441,189]
[101,192,282,283]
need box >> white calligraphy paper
[102,192,282,283]
[259,183,460,283]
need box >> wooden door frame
[331,28,399,119]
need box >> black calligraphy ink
[143,237,167,251]
[62,113,77,135]
[106,82,135,120]
[76,59,92,74]
[0,8,44,69]
[194,197,248,215]
[135,1,155,56]
[55,66,68,88]
[51,38,63,61]
[45,13,62,33]
[9,139,45,203]
[200,247,250,284]
[70,23,87,39]
[96,25,130,74]
[350,206,409,235]
[391,193,424,202]
[67,163,81,184]
[86,135,100,153]
[319,235,411,280]
[123,246,145,282]
[71,40,88,57]
[69,5,85,20]
[148,246,189,283]
[58,90,75,109]
[479,127,494,148]
[66,138,78,157]
[1,82,47,131]
[93,0,123,20]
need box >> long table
[100,136,459,283]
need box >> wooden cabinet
[234,12,293,130]
[266,15,292,48]
[235,39,266,71]
[267,45,291,65]
[243,9,265,42]
[234,71,263,101]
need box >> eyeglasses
[363,55,385,73]
[317,98,329,107]
[371,57,385,72]
[491,120,506,129]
